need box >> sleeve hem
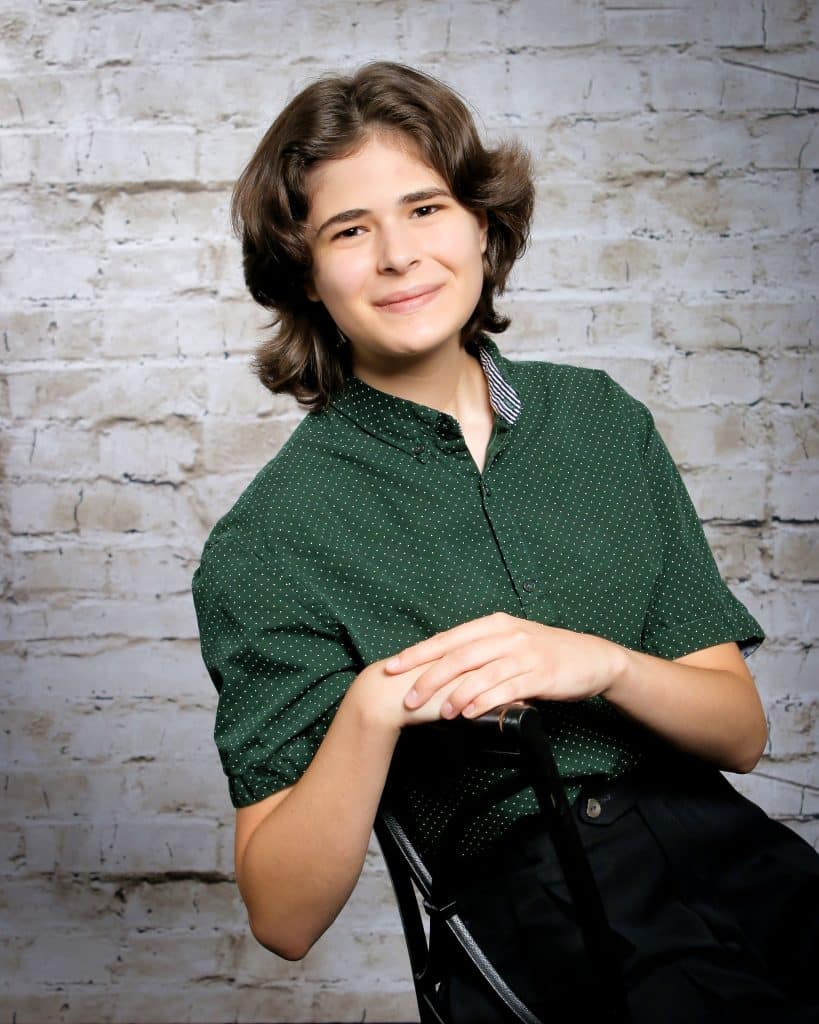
[641,610,765,662]
[228,769,301,808]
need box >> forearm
[605,645,768,773]
[239,676,400,959]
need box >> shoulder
[193,410,331,591]
[511,354,653,446]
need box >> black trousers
[435,757,819,1023]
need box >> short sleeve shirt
[191,333,765,860]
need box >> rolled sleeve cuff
[642,608,765,662]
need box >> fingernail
[441,701,453,718]
[463,703,476,718]
[405,688,418,707]
[385,656,400,670]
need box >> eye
[413,204,440,217]
[332,225,364,241]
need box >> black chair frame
[374,701,631,1024]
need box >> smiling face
[303,130,488,368]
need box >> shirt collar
[328,333,522,456]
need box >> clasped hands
[383,611,627,720]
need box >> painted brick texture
[2,1,817,1021]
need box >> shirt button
[523,579,537,592]
[586,797,602,819]
[412,443,425,456]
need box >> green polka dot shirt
[192,333,765,861]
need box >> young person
[192,61,819,1022]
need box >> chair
[374,702,631,1024]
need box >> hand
[382,611,628,720]
[349,656,469,736]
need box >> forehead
[304,132,445,210]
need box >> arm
[388,617,767,776]
[234,658,463,960]
[605,639,768,774]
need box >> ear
[304,276,320,303]
[476,209,489,254]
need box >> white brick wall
[2,1,817,1021]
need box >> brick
[195,124,265,185]
[101,189,230,243]
[3,244,99,301]
[7,365,207,422]
[502,0,603,46]
[705,0,765,46]
[770,410,819,465]
[507,53,642,117]
[772,528,819,580]
[1,306,104,361]
[2,594,198,644]
[201,416,297,473]
[0,189,102,242]
[8,481,81,535]
[604,6,702,45]
[9,543,112,596]
[106,542,201,597]
[204,358,279,417]
[0,71,99,128]
[755,585,817,644]
[769,471,819,520]
[6,424,99,479]
[3,932,117,986]
[1,639,206,704]
[1,701,215,766]
[628,173,807,237]
[767,697,817,758]
[683,464,766,521]
[97,298,260,360]
[763,0,819,45]
[22,817,233,876]
[74,478,195,536]
[403,1,500,52]
[101,241,239,299]
[656,300,818,352]
[765,353,818,405]
[0,7,36,73]
[101,63,292,129]
[667,351,763,406]
[706,526,767,579]
[754,753,819,789]
[97,421,201,482]
[121,879,243,932]
[753,233,819,289]
[648,406,766,467]
[753,646,818,701]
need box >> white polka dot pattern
[192,333,765,859]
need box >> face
[303,131,488,365]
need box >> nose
[376,218,420,274]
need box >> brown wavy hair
[231,60,535,413]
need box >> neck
[350,336,489,423]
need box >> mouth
[374,284,444,314]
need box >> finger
[459,675,533,719]
[406,632,514,708]
[386,611,506,673]
[439,659,516,719]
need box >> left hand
[383,611,627,719]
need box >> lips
[374,283,444,313]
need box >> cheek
[317,253,370,303]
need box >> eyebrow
[314,187,452,238]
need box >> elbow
[730,720,768,775]
[248,915,313,962]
